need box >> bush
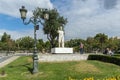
[113,54,120,57]
[88,54,120,66]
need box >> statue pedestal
[51,47,73,54]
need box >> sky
[0,0,120,41]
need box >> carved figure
[58,26,64,47]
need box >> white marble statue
[58,26,64,47]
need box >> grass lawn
[0,56,120,80]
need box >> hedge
[88,54,120,66]
[113,54,120,58]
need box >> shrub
[88,54,120,66]
[113,54,120,58]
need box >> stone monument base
[51,47,73,54]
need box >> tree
[0,32,15,51]
[16,36,34,51]
[1,32,10,42]
[108,37,120,51]
[65,39,84,52]
[44,41,51,52]
[86,37,94,52]
[94,33,108,52]
[39,8,67,48]
[37,39,44,52]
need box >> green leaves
[16,36,34,50]
[0,32,15,51]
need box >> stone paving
[39,53,89,62]
[0,56,20,68]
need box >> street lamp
[19,6,49,74]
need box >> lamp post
[19,6,49,74]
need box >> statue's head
[59,26,63,30]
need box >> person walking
[79,42,84,54]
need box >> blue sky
[0,0,120,40]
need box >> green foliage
[64,33,120,53]
[16,36,34,51]
[37,39,45,52]
[108,37,120,51]
[1,31,120,54]
[44,41,51,52]
[1,32,11,42]
[113,54,120,58]
[0,57,120,80]
[0,32,15,51]
[94,33,108,52]
[88,54,120,66]
[65,39,85,52]
[86,37,96,53]
[15,37,51,53]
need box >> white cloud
[1,0,120,41]
[0,0,53,18]
[60,0,120,40]
[0,0,52,40]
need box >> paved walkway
[0,56,20,68]
[39,54,89,62]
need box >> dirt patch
[21,71,52,79]
[27,58,33,63]
[70,61,101,74]
[0,74,7,77]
